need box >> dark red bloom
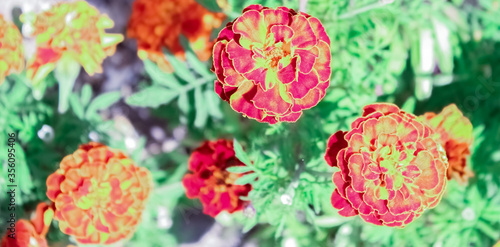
[182,140,252,217]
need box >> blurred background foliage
[1,0,500,246]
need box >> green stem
[54,57,81,113]
[338,0,394,20]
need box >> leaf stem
[337,0,394,20]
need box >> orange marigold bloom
[22,1,123,84]
[325,103,449,227]
[1,202,54,247]
[46,142,153,244]
[0,14,24,84]
[182,140,252,217]
[127,0,226,72]
[421,104,474,184]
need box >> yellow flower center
[210,168,241,193]
[77,178,112,210]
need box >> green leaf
[234,172,258,185]
[178,92,190,114]
[226,166,254,174]
[476,220,500,240]
[274,216,286,239]
[15,146,33,194]
[69,94,85,119]
[179,36,214,81]
[204,89,223,119]
[242,216,258,233]
[81,84,93,106]
[126,86,178,108]
[402,96,416,113]
[143,59,182,89]
[162,48,197,82]
[194,87,208,128]
[86,91,121,118]
[314,216,348,227]
[194,0,222,12]
[233,139,252,166]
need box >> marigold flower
[46,142,153,244]
[212,5,331,124]
[22,1,123,84]
[127,0,226,72]
[0,14,24,84]
[182,140,252,217]
[324,103,449,227]
[421,104,474,184]
[1,202,54,247]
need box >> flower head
[0,15,24,84]
[127,0,225,72]
[324,103,449,227]
[212,5,331,124]
[421,104,474,184]
[46,142,153,244]
[182,140,252,217]
[1,202,54,247]
[22,1,123,84]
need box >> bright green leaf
[126,86,178,108]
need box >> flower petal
[331,189,357,217]
[308,17,330,44]
[270,25,294,43]
[362,103,400,117]
[262,8,292,26]
[226,40,257,74]
[233,10,267,45]
[295,46,319,73]
[277,56,297,84]
[253,84,292,115]
[289,15,317,49]
[288,70,320,99]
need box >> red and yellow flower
[127,0,226,72]
[46,142,153,244]
[1,202,54,247]
[22,1,123,84]
[324,103,449,227]
[212,5,331,124]
[0,14,24,84]
[421,104,474,184]
[182,140,252,217]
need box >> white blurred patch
[37,124,54,142]
[162,139,178,153]
[420,29,435,74]
[283,237,298,247]
[157,206,172,229]
[461,207,475,221]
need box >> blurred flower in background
[421,104,474,184]
[183,140,252,217]
[0,14,24,84]
[212,5,331,124]
[127,0,226,72]
[21,0,123,85]
[1,202,54,247]
[46,142,153,245]
[325,103,449,227]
